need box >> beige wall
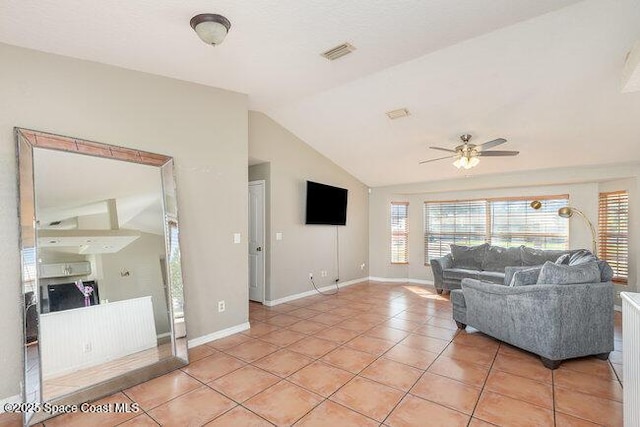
[369,163,640,301]
[97,233,170,335]
[0,43,249,400]
[249,112,369,301]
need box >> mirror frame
[16,128,188,425]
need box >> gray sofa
[430,243,581,293]
[451,256,615,369]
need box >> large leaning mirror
[16,128,188,425]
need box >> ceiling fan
[419,134,519,169]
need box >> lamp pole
[564,208,598,255]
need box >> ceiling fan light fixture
[190,13,231,46]
[468,157,480,168]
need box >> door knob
[256,247,262,252]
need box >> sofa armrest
[430,254,453,289]
[461,278,614,359]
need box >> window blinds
[391,202,409,263]
[598,191,629,284]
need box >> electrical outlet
[321,270,327,277]
[360,263,366,270]
[218,300,226,312]
[309,272,313,279]
[83,343,92,353]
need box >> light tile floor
[1,281,624,426]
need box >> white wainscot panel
[40,296,157,379]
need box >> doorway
[248,180,265,303]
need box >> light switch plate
[233,233,241,244]
[276,232,283,241]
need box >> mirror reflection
[17,129,187,424]
[34,149,174,400]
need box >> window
[489,198,569,250]
[598,191,629,284]
[424,200,487,262]
[424,195,569,263]
[391,202,408,264]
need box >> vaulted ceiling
[2,0,640,186]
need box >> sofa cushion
[521,247,569,266]
[537,261,601,285]
[443,268,480,281]
[478,271,506,284]
[482,245,522,272]
[510,267,542,287]
[450,244,489,270]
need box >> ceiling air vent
[386,108,411,120]
[321,42,356,61]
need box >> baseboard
[368,276,435,287]
[614,305,622,312]
[0,394,21,413]
[264,277,368,307]
[157,332,171,339]
[188,322,250,348]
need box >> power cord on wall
[309,226,341,296]
[310,275,338,296]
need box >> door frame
[248,180,266,304]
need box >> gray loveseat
[450,253,615,369]
[430,243,582,294]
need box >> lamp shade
[558,207,573,218]
[190,14,231,45]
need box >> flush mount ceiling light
[190,13,231,46]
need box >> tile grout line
[379,326,460,425]
[467,339,501,424]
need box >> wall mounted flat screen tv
[305,181,348,225]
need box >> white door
[248,181,265,303]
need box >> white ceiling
[3,0,640,186]
[34,148,164,235]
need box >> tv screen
[47,281,100,312]
[305,181,348,225]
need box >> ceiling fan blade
[429,146,457,153]
[419,155,457,164]
[479,138,507,150]
[477,150,519,157]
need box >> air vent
[386,108,411,120]
[321,43,356,61]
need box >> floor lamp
[557,206,598,255]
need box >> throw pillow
[568,249,597,265]
[482,245,522,272]
[597,260,614,282]
[450,243,489,270]
[536,261,601,285]
[510,267,542,286]
[521,247,569,266]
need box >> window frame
[390,201,409,264]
